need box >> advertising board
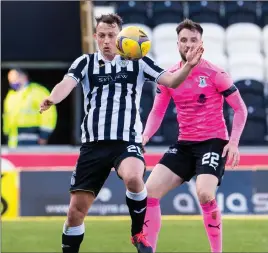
[2,153,268,168]
[1,171,19,217]
[20,170,268,216]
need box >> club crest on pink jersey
[198,76,207,88]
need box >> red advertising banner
[1,153,268,171]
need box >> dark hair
[95,13,123,31]
[176,19,203,36]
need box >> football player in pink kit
[142,19,248,253]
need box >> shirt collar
[97,51,119,65]
[97,51,105,61]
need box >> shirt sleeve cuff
[155,70,167,83]
[65,73,80,84]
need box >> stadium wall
[1,152,268,218]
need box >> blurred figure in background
[3,68,57,148]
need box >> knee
[124,174,143,192]
[147,186,157,198]
[67,204,88,226]
[146,184,162,199]
[197,189,214,204]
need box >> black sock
[62,223,85,253]
[62,233,84,253]
[126,188,147,236]
[62,234,84,253]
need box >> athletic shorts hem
[114,154,145,171]
[195,172,223,186]
[157,162,189,182]
[114,155,146,180]
[69,188,96,197]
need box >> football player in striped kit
[40,14,203,253]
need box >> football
[116,26,151,60]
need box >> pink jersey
[146,59,234,142]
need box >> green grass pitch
[2,217,268,252]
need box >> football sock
[143,197,161,253]
[126,187,147,236]
[201,199,222,253]
[62,222,85,253]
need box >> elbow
[244,105,248,116]
[234,105,248,124]
[244,108,248,121]
[242,101,248,119]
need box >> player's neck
[102,53,116,61]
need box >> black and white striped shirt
[66,51,165,143]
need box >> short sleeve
[140,56,166,82]
[65,54,89,83]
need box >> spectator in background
[2,68,57,148]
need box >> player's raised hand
[222,142,240,169]
[39,97,54,114]
[186,42,204,67]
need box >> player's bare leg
[62,191,95,253]
[118,157,152,253]
[144,164,184,252]
[196,174,222,253]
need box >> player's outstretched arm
[215,70,248,168]
[158,43,204,89]
[222,91,247,168]
[222,90,247,168]
[39,76,77,113]
[40,54,89,113]
[225,91,247,146]
[40,54,90,113]
[143,85,171,146]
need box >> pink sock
[201,199,222,253]
[143,197,161,253]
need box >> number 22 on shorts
[202,152,220,170]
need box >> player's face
[94,22,120,60]
[177,28,202,62]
